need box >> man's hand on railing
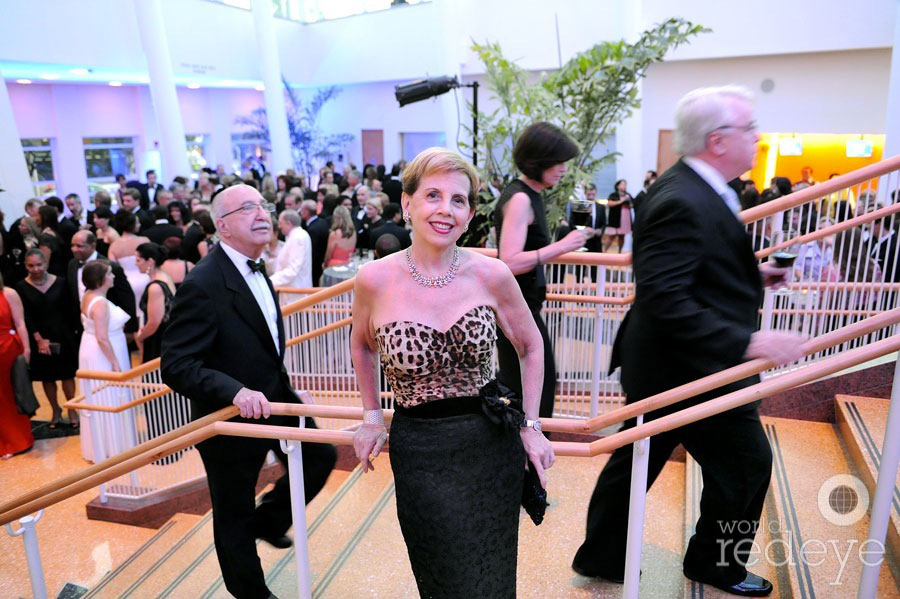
[353,423,387,473]
[232,388,271,419]
[744,331,806,365]
[759,261,790,289]
[521,429,555,489]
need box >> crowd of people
[0,82,896,598]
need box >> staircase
[88,396,899,598]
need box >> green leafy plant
[461,18,708,245]
[235,77,354,180]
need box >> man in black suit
[161,185,336,599]
[300,199,330,286]
[868,209,899,281]
[382,161,405,205]
[142,205,183,246]
[140,169,165,209]
[122,188,155,232]
[69,230,138,333]
[369,203,411,250]
[572,86,804,597]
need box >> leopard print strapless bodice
[375,304,496,408]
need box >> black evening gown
[15,277,78,381]
[138,280,174,362]
[377,304,525,598]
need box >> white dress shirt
[220,241,280,351]
[270,226,313,289]
[683,156,741,217]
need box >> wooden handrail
[3,327,896,525]
[755,201,900,260]
[739,154,900,223]
[285,317,353,348]
[541,306,900,434]
[281,278,355,316]
[545,293,635,306]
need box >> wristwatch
[523,419,543,433]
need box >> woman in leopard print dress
[350,148,555,598]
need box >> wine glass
[569,198,593,252]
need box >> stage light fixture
[394,75,460,107]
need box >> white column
[883,0,900,190]
[0,72,35,217]
[251,0,293,174]
[132,0,191,183]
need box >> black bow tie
[247,259,267,275]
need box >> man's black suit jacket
[370,220,411,250]
[305,217,330,286]
[140,183,165,210]
[871,230,899,282]
[133,208,155,233]
[161,244,302,456]
[611,159,763,413]
[143,222,184,246]
[67,258,139,333]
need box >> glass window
[207,0,429,24]
[21,138,57,197]
[83,137,135,181]
[186,134,208,172]
[231,133,268,173]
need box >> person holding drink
[494,121,591,419]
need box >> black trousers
[199,418,337,599]
[496,304,556,419]
[572,403,772,586]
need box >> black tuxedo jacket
[370,220,411,250]
[140,183,165,210]
[305,217,331,286]
[143,222,183,246]
[133,208,155,233]
[564,201,606,253]
[161,244,301,456]
[871,230,899,282]
[382,178,403,205]
[67,258,139,333]
[611,159,763,411]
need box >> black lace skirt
[389,403,525,598]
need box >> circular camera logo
[817,474,869,526]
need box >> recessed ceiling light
[187,82,201,89]
[254,83,265,91]
[70,68,90,76]
[109,81,123,87]
[40,74,60,80]
[16,79,32,84]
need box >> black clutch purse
[480,380,550,526]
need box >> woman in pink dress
[0,275,33,459]
[605,179,633,252]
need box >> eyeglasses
[219,202,276,218]
[711,121,758,134]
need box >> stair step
[763,416,899,597]
[682,454,787,598]
[268,454,686,598]
[82,513,203,598]
[835,395,900,562]
[88,463,350,598]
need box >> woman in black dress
[494,122,590,419]
[351,147,554,597]
[14,249,79,428]
[605,179,633,252]
[133,243,175,362]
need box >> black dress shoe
[258,535,293,549]
[571,562,624,584]
[685,571,773,597]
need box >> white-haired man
[573,86,803,596]
[270,209,312,289]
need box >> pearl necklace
[406,247,460,288]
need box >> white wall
[640,48,892,179]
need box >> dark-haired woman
[167,200,192,234]
[15,249,79,429]
[78,259,134,462]
[92,206,119,257]
[605,179,633,252]
[134,243,176,362]
[182,211,216,263]
[494,121,589,419]
[108,210,151,315]
[37,205,67,275]
[0,273,32,459]
[159,238,193,290]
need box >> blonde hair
[365,198,383,214]
[330,205,356,238]
[401,147,480,209]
